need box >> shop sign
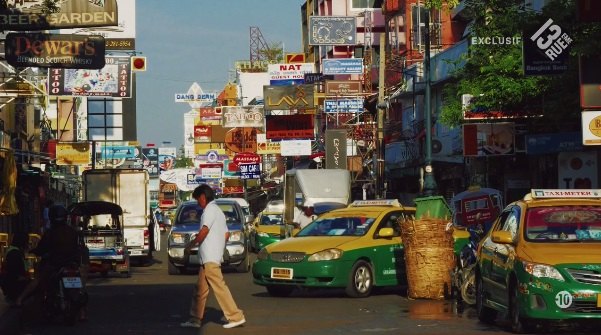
[0,0,118,31]
[224,128,261,153]
[47,55,132,97]
[256,141,281,154]
[324,99,364,113]
[268,63,315,86]
[463,123,515,156]
[523,18,572,76]
[5,33,105,69]
[194,125,211,143]
[56,141,90,165]
[526,132,582,154]
[222,106,264,128]
[239,163,261,180]
[325,129,347,169]
[265,114,314,140]
[223,186,244,194]
[280,140,312,156]
[233,153,261,165]
[198,107,223,121]
[325,80,363,95]
[557,152,598,189]
[582,111,601,145]
[309,16,356,45]
[263,85,314,111]
[322,58,363,75]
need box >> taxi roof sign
[530,189,601,199]
[349,199,401,207]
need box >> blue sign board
[324,99,364,113]
[239,163,261,180]
[526,132,583,155]
[322,58,363,75]
[270,79,305,86]
[100,145,138,159]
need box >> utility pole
[422,9,438,196]
[376,33,386,199]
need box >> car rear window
[525,206,601,242]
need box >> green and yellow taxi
[252,199,415,298]
[249,200,300,252]
[476,189,601,333]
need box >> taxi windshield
[296,216,376,237]
[260,213,283,226]
[525,206,601,242]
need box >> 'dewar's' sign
[5,33,105,69]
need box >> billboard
[56,141,91,165]
[221,106,264,128]
[309,16,356,45]
[322,58,364,75]
[263,85,315,111]
[0,0,118,31]
[48,56,132,97]
[267,63,315,86]
[265,114,314,140]
[463,123,515,156]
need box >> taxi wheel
[346,260,373,298]
[510,283,535,333]
[476,274,497,324]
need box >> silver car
[167,199,251,274]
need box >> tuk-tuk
[68,201,130,277]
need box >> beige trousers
[189,262,244,322]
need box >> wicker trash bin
[400,216,455,300]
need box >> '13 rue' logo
[530,18,572,61]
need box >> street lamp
[422,9,438,196]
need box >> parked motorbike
[43,263,88,326]
[451,223,485,306]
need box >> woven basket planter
[400,216,455,299]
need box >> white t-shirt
[198,200,228,265]
[294,210,315,229]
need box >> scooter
[43,262,87,326]
[451,223,485,306]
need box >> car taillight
[144,229,149,246]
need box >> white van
[223,197,253,223]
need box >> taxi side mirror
[491,230,513,244]
[378,227,394,238]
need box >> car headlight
[258,232,269,237]
[308,249,343,262]
[523,261,565,281]
[228,231,243,242]
[257,248,269,260]
[170,233,186,245]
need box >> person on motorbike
[15,204,83,307]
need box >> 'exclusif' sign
[5,33,105,69]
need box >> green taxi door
[372,211,406,286]
[489,207,521,306]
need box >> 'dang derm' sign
[0,0,118,31]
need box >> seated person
[183,210,199,223]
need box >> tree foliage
[439,0,601,129]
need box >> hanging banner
[47,55,132,97]
[0,0,118,31]
[325,129,347,169]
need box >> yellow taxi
[252,199,415,298]
[476,189,601,333]
[249,200,300,252]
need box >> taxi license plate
[62,277,82,289]
[597,294,601,308]
[270,267,293,280]
[130,249,143,255]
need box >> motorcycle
[43,262,88,326]
[451,223,485,306]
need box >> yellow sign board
[256,141,281,154]
[56,142,91,165]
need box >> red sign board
[233,153,261,165]
[222,186,244,194]
[265,114,314,140]
[194,125,211,143]
[286,53,306,63]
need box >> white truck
[82,168,159,263]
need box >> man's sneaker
[223,318,246,329]
[180,318,202,328]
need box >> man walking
[180,184,246,329]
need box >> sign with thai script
[221,106,264,128]
[0,0,118,31]
[47,55,132,97]
[309,16,356,45]
[268,63,315,86]
[322,58,363,75]
[5,33,106,69]
[194,125,211,143]
[264,85,315,111]
[324,99,364,113]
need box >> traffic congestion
[1,0,601,334]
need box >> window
[501,208,520,240]
[351,0,383,10]
[87,99,124,141]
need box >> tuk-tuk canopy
[68,201,123,216]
